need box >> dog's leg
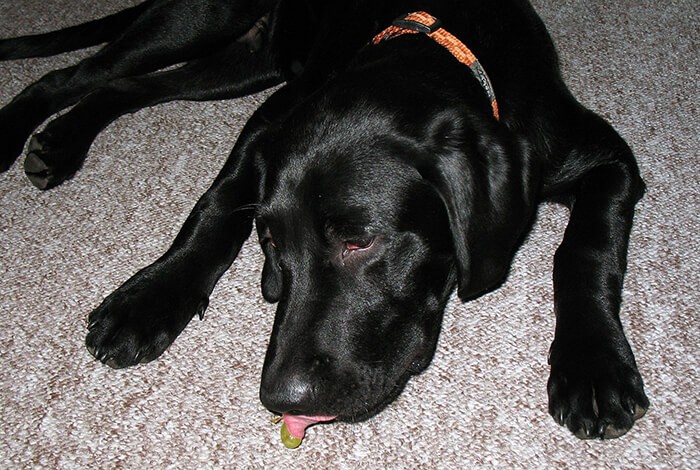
[84,118,262,369]
[24,38,281,189]
[0,0,273,172]
[84,83,296,369]
[0,1,153,59]
[547,113,649,439]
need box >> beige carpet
[1,0,698,467]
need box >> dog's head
[255,77,533,422]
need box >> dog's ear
[261,252,282,302]
[257,222,283,302]
[421,119,534,300]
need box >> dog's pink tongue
[282,414,337,439]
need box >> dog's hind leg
[0,0,275,172]
[25,36,282,189]
[545,110,649,439]
[0,1,154,60]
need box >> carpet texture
[1,0,698,468]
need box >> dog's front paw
[547,340,649,439]
[85,264,209,369]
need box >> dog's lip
[282,414,338,439]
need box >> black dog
[0,0,649,440]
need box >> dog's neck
[372,11,500,120]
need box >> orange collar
[372,11,500,120]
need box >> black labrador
[0,0,649,440]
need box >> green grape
[280,422,303,449]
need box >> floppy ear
[256,222,283,302]
[422,123,535,300]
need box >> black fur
[0,0,648,439]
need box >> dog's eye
[342,237,375,258]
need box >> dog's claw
[196,299,209,320]
[97,350,109,364]
[633,404,648,420]
[87,319,97,331]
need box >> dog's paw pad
[24,152,54,189]
[24,133,82,189]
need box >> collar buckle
[391,15,442,34]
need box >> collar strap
[372,12,500,120]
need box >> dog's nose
[265,373,314,411]
[260,356,332,414]
[260,371,318,414]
